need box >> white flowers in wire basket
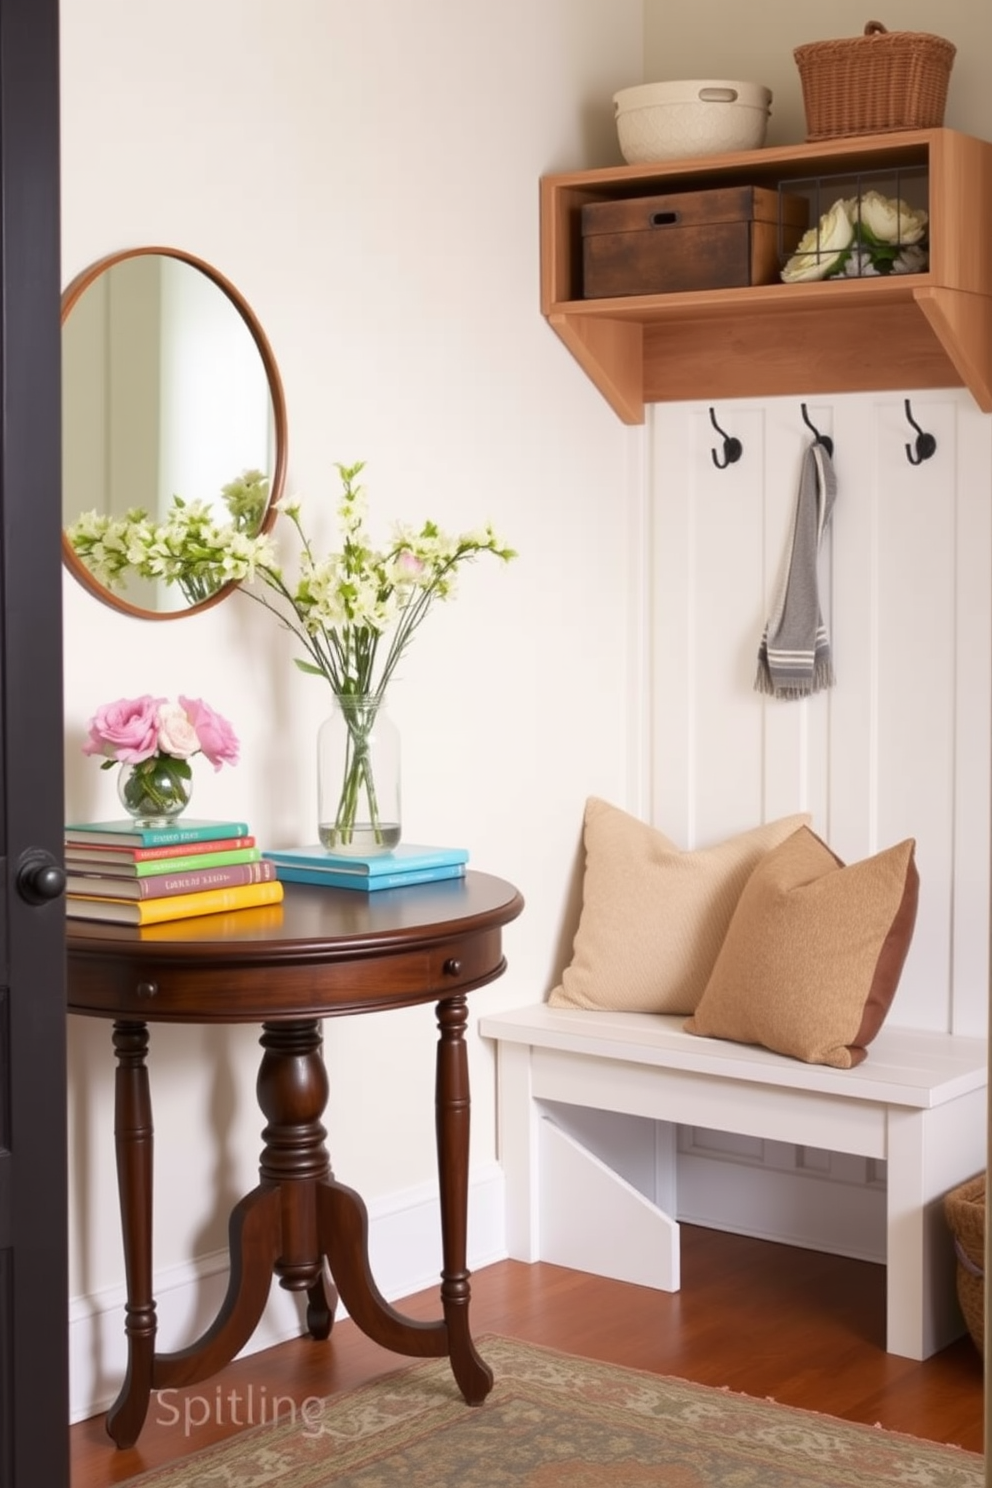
[780,190,929,284]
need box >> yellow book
[66,878,284,926]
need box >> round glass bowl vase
[117,756,193,827]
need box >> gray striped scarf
[754,440,837,698]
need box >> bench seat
[479,1002,988,1360]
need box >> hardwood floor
[70,1226,985,1487]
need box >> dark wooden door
[0,1,69,1484]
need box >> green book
[64,817,250,849]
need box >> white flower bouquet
[67,463,516,848]
[781,190,929,283]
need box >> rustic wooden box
[581,185,809,298]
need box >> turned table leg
[435,994,493,1403]
[152,1018,339,1391]
[257,1019,339,1335]
[106,1001,491,1448]
[312,994,491,1400]
[106,1021,156,1449]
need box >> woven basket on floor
[944,1172,985,1355]
[794,21,956,141]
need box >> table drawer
[67,926,507,1022]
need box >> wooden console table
[66,871,524,1448]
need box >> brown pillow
[684,826,919,1068]
[547,799,811,1016]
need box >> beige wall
[61,0,643,1418]
[643,0,992,149]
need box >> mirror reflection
[61,247,286,619]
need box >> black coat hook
[800,403,834,457]
[904,399,937,464]
[709,407,743,469]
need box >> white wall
[643,0,992,151]
[61,0,644,1419]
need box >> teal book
[273,863,466,893]
[65,817,251,849]
[263,843,469,876]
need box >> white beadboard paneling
[626,424,653,818]
[647,388,991,1241]
[650,389,990,1035]
[825,398,878,853]
[690,407,770,840]
[953,404,992,1036]
[873,398,957,1030]
[651,406,696,841]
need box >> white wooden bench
[479,1003,987,1361]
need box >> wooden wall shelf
[540,129,992,423]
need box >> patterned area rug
[129,1335,983,1487]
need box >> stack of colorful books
[64,817,285,925]
[262,842,469,892]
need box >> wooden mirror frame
[60,245,288,621]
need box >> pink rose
[156,702,200,759]
[179,695,240,770]
[82,694,165,764]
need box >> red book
[66,859,277,901]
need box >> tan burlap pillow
[547,798,811,1015]
[684,826,919,1068]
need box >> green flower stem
[333,698,385,844]
[118,755,193,818]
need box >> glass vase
[318,694,401,855]
[117,756,193,827]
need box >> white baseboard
[68,1161,507,1425]
[676,1144,887,1264]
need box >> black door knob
[16,848,67,905]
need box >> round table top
[65,871,525,1022]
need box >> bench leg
[495,1042,680,1288]
[886,1092,985,1359]
[496,1042,541,1261]
[538,1116,680,1290]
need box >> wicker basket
[944,1172,985,1355]
[794,21,956,141]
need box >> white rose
[857,191,927,245]
[780,199,854,283]
[156,701,199,758]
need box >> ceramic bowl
[614,79,772,163]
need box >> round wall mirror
[60,246,287,620]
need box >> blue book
[65,817,251,849]
[263,842,469,876]
[274,863,466,893]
